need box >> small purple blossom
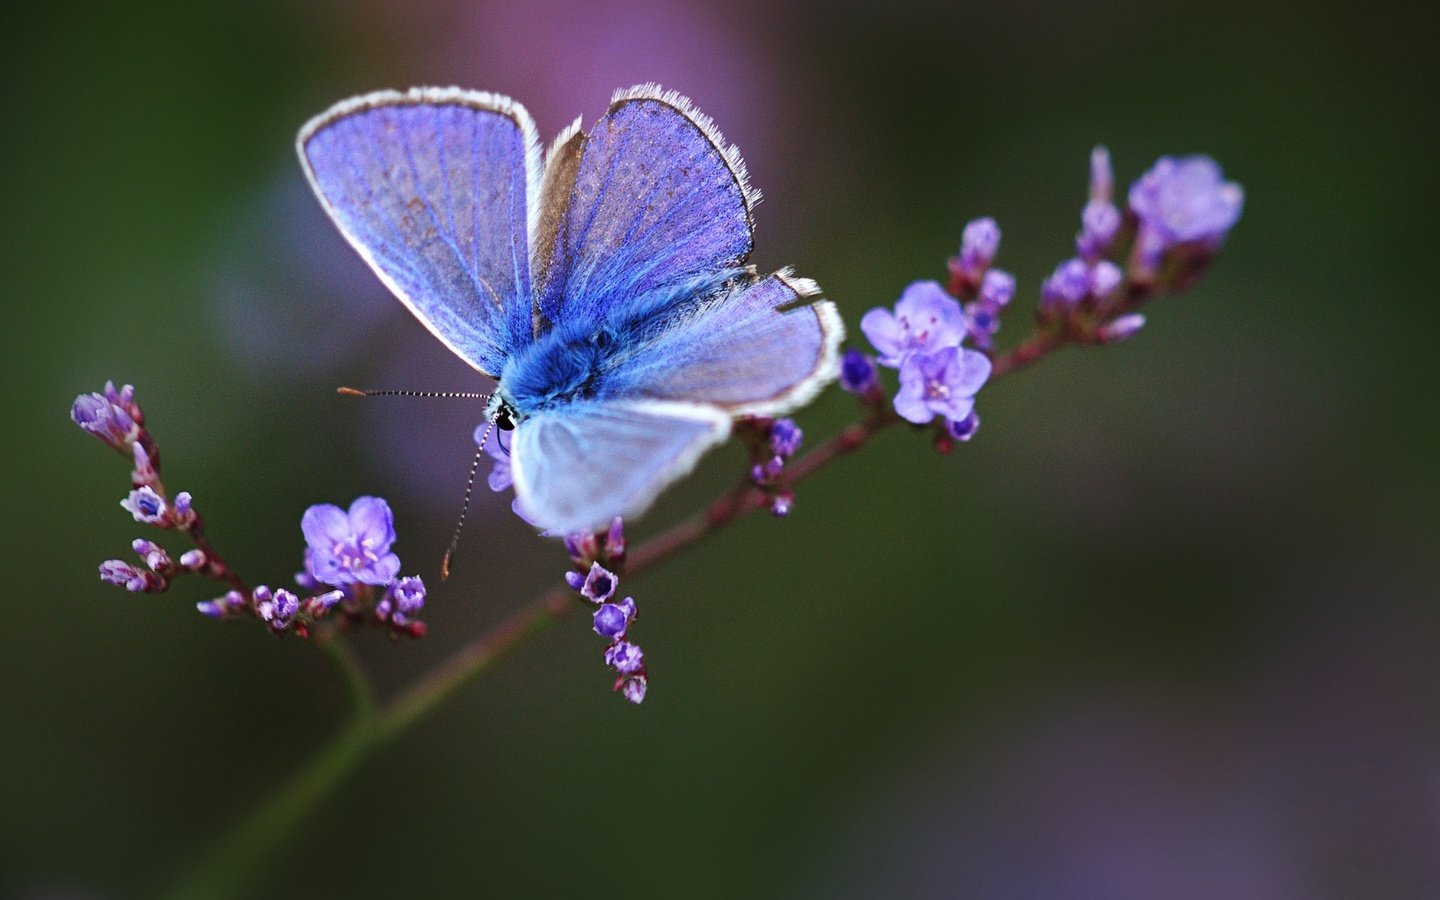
[100,559,146,591]
[258,587,300,630]
[893,347,992,425]
[1128,155,1244,269]
[947,410,981,442]
[604,518,626,568]
[480,425,514,492]
[978,269,1015,309]
[179,549,206,570]
[605,641,645,675]
[593,602,631,639]
[576,562,618,604]
[132,539,170,572]
[1097,313,1147,343]
[957,217,1001,278]
[1078,201,1122,259]
[308,589,345,614]
[620,675,648,704]
[71,383,140,451]
[301,496,401,586]
[387,576,427,624]
[1040,258,1093,312]
[1089,260,1124,301]
[196,590,248,619]
[131,442,158,486]
[770,419,803,458]
[839,349,878,394]
[860,281,967,367]
[121,486,168,525]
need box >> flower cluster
[564,519,647,704]
[860,278,992,441]
[292,496,428,638]
[1040,147,1244,342]
[74,382,426,640]
[740,417,804,516]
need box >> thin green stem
[166,327,1065,899]
[318,633,376,722]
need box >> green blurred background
[6,0,1439,897]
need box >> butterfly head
[485,392,518,432]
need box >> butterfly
[297,84,843,534]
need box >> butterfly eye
[493,405,516,431]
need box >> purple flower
[770,419,803,458]
[121,486,168,525]
[839,349,879,394]
[71,382,140,451]
[131,442,159,486]
[258,587,300,630]
[893,347,992,425]
[197,589,248,618]
[99,559,146,591]
[957,217,1001,278]
[571,562,618,604]
[479,425,514,492]
[978,269,1015,309]
[131,539,170,572]
[605,640,645,675]
[1089,260,1124,301]
[388,576,427,621]
[301,496,401,586]
[1078,201,1122,259]
[1128,155,1244,266]
[179,549,206,570]
[593,602,631,639]
[946,410,981,442]
[860,281,967,367]
[620,675,648,705]
[1040,259,1092,312]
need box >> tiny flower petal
[593,603,629,639]
[620,675,648,704]
[769,419,803,458]
[958,217,1001,276]
[839,349,878,394]
[121,487,168,525]
[861,281,967,366]
[605,641,645,675]
[580,562,618,604]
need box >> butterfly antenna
[338,386,491,400]
[441,421,494,581]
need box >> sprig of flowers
[73,385,427,640]
[562,519,648,703]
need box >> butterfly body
[300,85,842,533]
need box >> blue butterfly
[298,85,843,533]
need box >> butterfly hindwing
[510,400,732,534]
[298,88,541,376]
[533,84,757,329]
[596,269,845,416]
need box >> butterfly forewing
[298,88,541,376]
[533,85,757,329]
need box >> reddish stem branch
[394,328,1069,713]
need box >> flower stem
[318,633,375,722]
[168,326,1057,898]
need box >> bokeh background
[6,0,1439,897]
